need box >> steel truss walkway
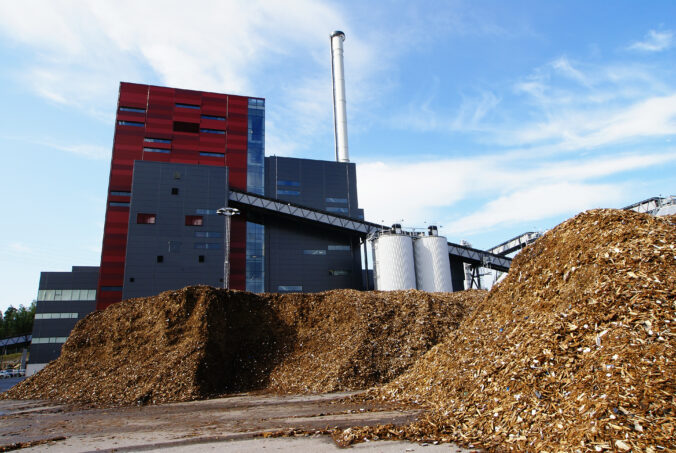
[487,231,542,256]
[228,190,511,272]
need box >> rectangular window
[199,152,224,157]
[168,241,181,253]
[326,206,349,214]
[120,106,146,113]
[137,213,156,224]
[194,242,221,250]
[118,120,144,127]
[157,255,164,263]
[326,197,348,203]
[201,114,225,121]
[195,231,223,238]
[101,286,122,292]
[143,147,170,154]
[329,270,351,276]
[200,128,225,135]
[198,255,205,263]
[196,209,218,215]
[278,285,302,292]
[171,187,179,195]
[277,190,300,195]
[277,180,300,187]
[328,245,351,251]
[173,121,200,133]
[185,215,204,226]
[110,191,131,197]
[144,137,171,144]
[175,103,200,109]
[303,249,326,255]
[35,313,78,320]
[109,202,130,207]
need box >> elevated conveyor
[229,190,512,272]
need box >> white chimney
[330,30,349,163]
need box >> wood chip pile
[2,288,481,406]
[345,209,675,452]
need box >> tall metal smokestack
[330,30,349,163]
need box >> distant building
[27,266,99,375]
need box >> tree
[0,302,36,338]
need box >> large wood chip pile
[1,288,480,406]
[345,209,674,452]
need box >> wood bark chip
[340,210,675,452]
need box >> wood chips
[342,209,675,452]
[1,288,482,406]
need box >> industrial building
[26,31,515,372]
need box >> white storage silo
[413,228,453,292]
[372,233,416,291]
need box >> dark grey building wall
[264,156,364,292]
[30,266,99,364]
[123,161,228,300]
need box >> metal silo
[413,226,453,292]
[372,229,416,291]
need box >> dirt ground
[0,393,476,452]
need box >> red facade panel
[96,82,255,310]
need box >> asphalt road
[0,376,25,393]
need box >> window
[248,98,265,108]
[201,114,225,121]
[326,206,349,214]
[328,245,351,251]
[157,255,164,263]
[277,180,300,187]
[129,277,135,282]
[329,270,351,276]
[143,147,170,154]
[195,231,222,238]
[144,137,171,144]
[35,313,78,320]
[199,152,224,157]
[174,171,181,180]
[277,190,300,195]
[137,213,156,224]
[194,243,221,250]
[168,241,181,252]
[109,202,130,207]
[173,121,200,133]
[175,103,200,109]
[32,337,68,344]
[110,191,131,197]
[326,197,348,203]
[198,255,205,263]
[120,106,145,113]
[118,120,144,127]
[185,215,203,226]
[196,209,218,215]
[278,285,302,292]
[171,187,179,195]
[303,249,326,255]
[200,128,225,135]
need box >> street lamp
[217,207,239,290]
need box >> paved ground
[0,376,26,393]
[0,393,477,452]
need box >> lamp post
[217,207,239,290]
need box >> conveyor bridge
[229,190,512,272]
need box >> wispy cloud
[2,135,110,160]
[357,150,676,234]
[628,30,674,52]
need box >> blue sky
[0,1,674,311]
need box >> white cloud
[357,150,676,232]
[628,30,674,52]
[444,182,624,235]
